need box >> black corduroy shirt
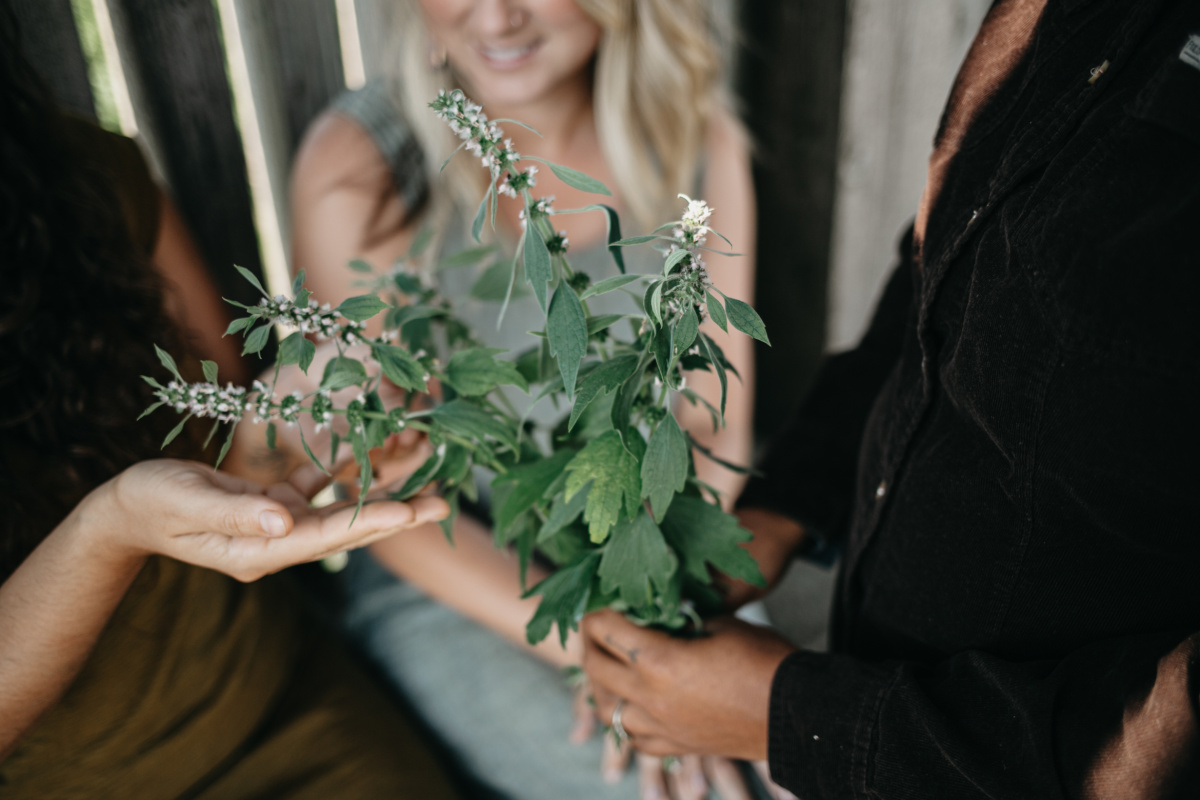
[740,1,1200,797]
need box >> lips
[476,39,541,68]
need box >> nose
[470,0,527,37]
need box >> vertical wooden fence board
[826,0,990,350]
[353,0,398,80]
[262,0,345,155]
[107,0,270,365]
[738,0,848,439]
[7,0,96,120]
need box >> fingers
[602,727,631,784]
[186,472,293,539]
[569,684,595,745]
[636,753,668,799]
[705,757,753,800]
[584,609,655,665]
[587,661,636,724]
[751,761,798,800]
[666,754,708,800]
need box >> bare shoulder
[705,107,752,166]
[291,110,394,201]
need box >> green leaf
[470,255,527,302]
[336,294,391,322]
[641,415,689,521]
[471,188,489,242]
[385,304,447,331]
[580,274,641,300]
[569,354,639,431]
[673,306,699,355]
[408,225,435,257]
[586,314,628,336]
[429,399,518,451]
[597,511,678,609]
[154,344,183,382]
[137,400,165,420]
[491,117,544,136]
[234,264,267,296]
[439,243,498,270]
[391,446,445,500]
[439,490,460,544]
[698,334,727,418]
[299,428,330,476]
[215,421,238,470]
[705,291,727,333]
[611,235,657,247]
[201,360,219,384]
[445,347,529,397]
[724,296,771,345]
[653,324,674,384]
[200,419,217,451]
[564,431,642,543]
[242,324,272,357]
[663,248,690,275]
[538,484,590,543]
[523,551,601,647]
[373,344,428,392]
[535,157,612,196]
[320,356,369,391]
[493,450,576,538]
[659,496,765,587]
[291,269,307,295]
[523,219,553,313]
[223,316,252,337]
[598,204,625,273]
[348,258,374,274]
[266,421,277,450]
[276,331,305,368]
[141,374,165,391]
[611,351,651,443]
[161,415,190,448]
[547,284,587,401]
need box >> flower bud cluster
[432,89,519,179]
[499,165,537,198]
[159,380,249,424]
[662,195,717,322]
[257,295,370,344]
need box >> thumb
[193,476,294,538]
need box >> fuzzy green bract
[139,91,771,647]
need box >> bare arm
[678,110,758,508]
[0,460,447,761]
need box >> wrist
[63,474,152,572]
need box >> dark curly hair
[0,9,197,577]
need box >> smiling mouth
[476,40,540,67]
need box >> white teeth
[481,43,535,61]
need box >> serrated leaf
[320,356,368,391]
[445,347,528,396]
[564,431,641,543]
[597,511,678,609]
[569,354,639,431]
[429,399,518,451]
[580,274,641,300]
[336,294,391,322]
[234,264,267,296]
[538,484,590,543]
[523,551,601,647]
[705,291,727,332]
[663,248,691,275]
[348,258,374,273]
[154,344,183,382]
[372,344,428,392]
[523,221,553,313]
[674,307,700,355]
[493,449,575,538]
[291,269,307,295]
[224,316,252,337]
[724,296,771,345]
[201,360,219,384]
[439,243,498,270]
[547,285,587,401]
[641,415,689,521]
[659,496,765,587]
[242,324,272,357]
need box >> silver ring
[611,699,629,745]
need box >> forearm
[0,486,143,760]
[367,514,582,669]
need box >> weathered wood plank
[261,0,345,156]
[353,0,398,80]
[106,0,270,364]
[7,0,96,119]
[826,0,990,350]
[739,0,848,437]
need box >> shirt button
[875,480,888,500]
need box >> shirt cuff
[768,650,899,798]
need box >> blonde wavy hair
[389,0,729,235]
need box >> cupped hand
[581,611,796,761]
[92,459,448,581]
